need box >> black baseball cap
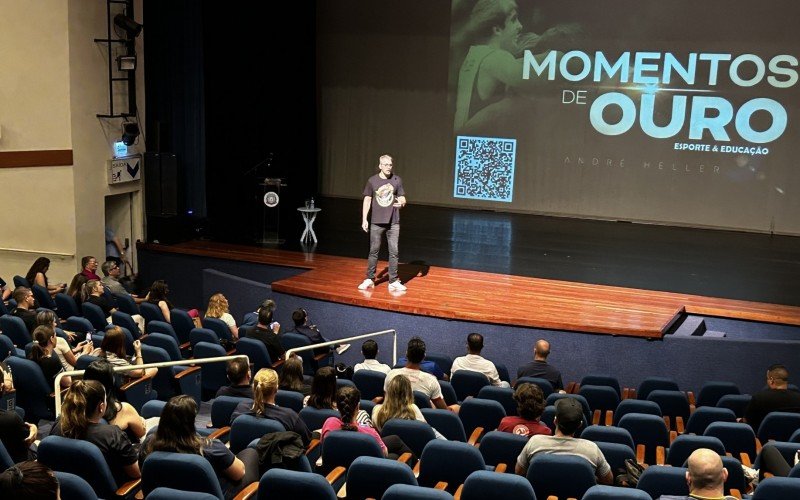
[555,397,584,428]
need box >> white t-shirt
[384,367,443,401]
[53,337,75,371]
[451,354,507,387]
[217,312,236,328]
[354,359,392,374]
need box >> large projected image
[448,0,799,224]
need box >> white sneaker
[358,279,375,290]
[335,344,351,355]
[388,281,407,291]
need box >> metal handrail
[53,354,248,417]
[284,328,397,364]
[0,246,74,258]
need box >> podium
[257,177,286,245]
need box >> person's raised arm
[361,196,372,232]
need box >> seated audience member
[287,307,349,356]
[66,273,88,306]
[0,276,10,302]
[516,339,564,392]
[498,383,551,437]
[515,398,611,485]
[229,368,311,445]
[385,337,460,413]
[100,261,145,303]
[241,299,276,329]
[25,256,66,297]
[0,367,38,463]
[321,386,414,461]
[744,364,800,432]
[278,356,311,396]
[354,339,391,374]
[51,380,141,485]
[80,255,102,281]
[373,375,429,431]
[84,279,145,331]
[146,280,174,323]
[139,395,259,500]
[657,448,737,500]
[37,310,91,370]
[205,293,239,339]
[451,332,510,388]
[84,360,146,443]
[92,326,157,379]
[396,353,448,380]
[28,325,71,389]
[0,461,59,500]
[10,286,37,333]
[245,306,285,364]
[216,358,254,399]
[305,366,373,426]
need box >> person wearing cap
[515,397,612,485]
[657,448,737,500]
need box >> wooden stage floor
[141,240,800,339]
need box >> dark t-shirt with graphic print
[363,173,405,225]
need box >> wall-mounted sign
[108,155,141,185]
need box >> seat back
[637,377,679,400]
[141,450,224,500]
[170,309,195,344]
[382,484,453,500]
[757,411,800,443]
[147,488,219,500]
[526,453,597,500]
[422,408,467,442]
[55,293,81,320]
[0,440,13,469]
[346,455,418,500]
[280,333,316,375]
[458,398,505,439]
[439,380,459,406]
[716,394,751,419]
[647,390,691,429]
[721,455,747,495]
[276,390,305,413]
[596,441,636,475]
[143,332,183,361]
[666,435,726,467]
[613,399,662,426]
[299,406,340,432]
[618,413,670,465]
[751,477,800,499]
[637,466,690,499]
[580,384,621,415]
[112,310,141,338]
[13,275,30,288]
[478,386,516,416]
[64,316,94,334]
[0,334,21,361]
[697,381,740,407]
[461,470,536,500]
[581,425,635,450]
[581,374,622,398]
[203,317,232,342]
[140,344,180,401]
[583,485,652,499]
[190,328,219,348]
[414,390,432,410]
[193,341,228,397]
[230,414,285,453]
[704,422,758,461]
[321,430,383,472]
[113,292,139,316]
[5,356,53,422]
[380,418,437,458]
[1,315,32,348]
[54,471,99,500]
[139,301,167,324]
[417,440,487,493]
[425,353,453,377]
[81,302,109,330]
[516,377,554,397]
[32,284,57,310]
[451,370,490,401]
[477,430,529,470]
[211,396,252,428]
[684,406,736,435]
[352,369,387,400]
[147,319,180,343]
[257,469,337,500]
[38,435,120,498]
[236,337,273,372]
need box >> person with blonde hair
[50,380,140,485]
[372,374,425,431]
[205,293,239,339]
[229,368,311,445]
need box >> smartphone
[86,332,92,343]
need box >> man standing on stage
[359,154,407,291]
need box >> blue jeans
[367,223,399,282]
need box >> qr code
[454,135,516,202]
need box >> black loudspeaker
[144,152,178,216]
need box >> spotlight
[114,14,142,38]
[121,122,140,146]
[116,55,137,71]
